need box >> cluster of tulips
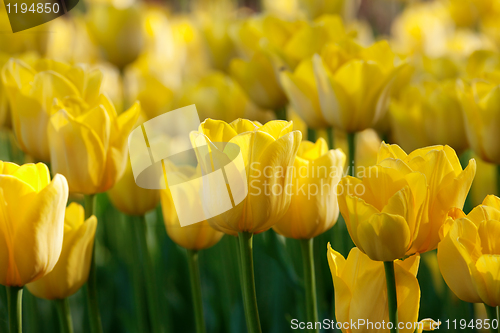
[1,0,500,332]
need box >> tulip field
[2,0,500,332]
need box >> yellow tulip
[438,195,500,306]
[457,79,500,164]
[0,161,68,287]
[47,93,140,195]
[26,203,97,299]
[273,138,345,239]
[313,40,406,132]
[282,15,348,69]
[230,14,305,61]
[178,72,273,123]
[230,51,287,110]
[338,143,475,261]
[327,245,420,333]
[466,50,500,82]
[1,58,104,161]
[86,3,144,69]
[200,17,236,71]
[390,80,468,153]
[160,167,223,250]
[108,159,160,216]
[191,119,301,236]
[280,57,326,129]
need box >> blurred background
[1,0,499,331]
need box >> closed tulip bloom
[0,161,68,287]
[457,79,500,164]
[160,167,223,250]
[48,93,140,194]
[1,59,104,161]
[327,245,420,333]
[273,138,345,239]
[178,72,272,123]
[87,3,144,69]
[280,58,326,129]
[108,159,160,216]
[27,203,97,299]
[338,143,475,261]
[191,119,301,236]
[230,51,288,110]
[390,80,468,153]
[313,40,406,133]
[438,195,500,306]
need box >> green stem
[327,127,335,149]
[7,286,22,333]
[84,194,102,333]
[126,216,149,333]
[384,261,399,333]
[307,128,316,142]
[274,107,287,121]
[485,304,498,333]
[135,215,163,333]
[238,232,262,333]
[300,239,318,333]
[187,250,206,333]
[55,299,74,333]
[347,132,356,177]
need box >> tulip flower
[0,161,69,286]
[272,138,344,330]
[0,161,68,332]
[179,72,273,125]
[1,58,105,162]
[273,138,345,239]
[191,118,301,333]
[160,166,223,333]
[390,80,468,153]
[338,143,476,262]
[86,3,144,69]
[457,79,500,164]
[26,202,96,333]
[27,202,97,300]
[312,40,405,133]
[327,245,420,333]
[161,176,223,250]
[47,95,140,195]
[438,195,500,307]
[108,160,160,216]
[191,118,301,235]
[280,58,326,129]
[230,51,288,111]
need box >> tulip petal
[200,118,239,143]
[357,212,410,261]
[48,109,106,194]
[377,142,408,163]
[473,254,500,306]
[12,174,68,286]
[438,220,483,303]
